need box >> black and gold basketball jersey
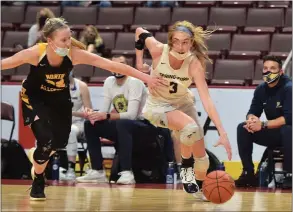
[21,43,73,109]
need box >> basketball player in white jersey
[135,21,232,198]
[62,72,92,180]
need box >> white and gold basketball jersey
[149,44,195,105]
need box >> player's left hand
[213,132,232,161]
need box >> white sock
[275,167,283,172]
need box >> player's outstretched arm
[71,47,167,89]
[189,58,232,160]
[1,45,39,70]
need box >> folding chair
[1,102,15,142]
[76,133,89,176]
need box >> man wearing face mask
[235,55,292,189]
[76,55,148,184]
[28,8,55,47]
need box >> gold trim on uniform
[38,43,48,62]
[20,87,33,110]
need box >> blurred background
[1,0,292,84]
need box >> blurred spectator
[27,8,55,47]
[61,1,111,7]
[76,55,147,184]
[79,25,105,54]
[2,1,40,6]
[60,73,93,181]
[90,0,112,7]
[145,1,178,7]
[98,0,112,7]
[61,1,85,7]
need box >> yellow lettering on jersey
[45,74,66,88]
[55,79,65,88]
[40,84,63,92]
[46,74,65,80]
[46,79,56,86]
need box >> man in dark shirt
[235,55,292,189]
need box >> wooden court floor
[1,180,292,211]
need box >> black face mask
[39,16,47,29]
[113,73,126,79]
[262,71,281,84]
[87,34,96,44]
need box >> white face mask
[170,50,192,60]
[52,43,69,57]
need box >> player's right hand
[213,132,232,161]
[146,75,168,90]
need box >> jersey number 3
[169,82,178,94]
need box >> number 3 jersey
[147,44,195,106]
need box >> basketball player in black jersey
[1,17,166,201]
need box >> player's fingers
[213,140,221,147]
[148,87,155,95]
[225,144,232,161]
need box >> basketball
[202,170,235,204]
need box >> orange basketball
[202,170,235,204]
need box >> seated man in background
[61,72,93,180]
[235,55,292,189]
[76,55,147,184]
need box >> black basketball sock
[181,156,194,168]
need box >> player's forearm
[1,57,22,70]
[135,27,147,70]
[136,50,144,70]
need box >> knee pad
[194,153,210,181]
[179,123,204,146]
[30,119,57,164]
[33,141,53,165]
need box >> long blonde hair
[42,17,86,50]
[79,25,103,47]
[36,8,55,28]
[168,21,214,68]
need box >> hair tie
[175,26,193,37]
